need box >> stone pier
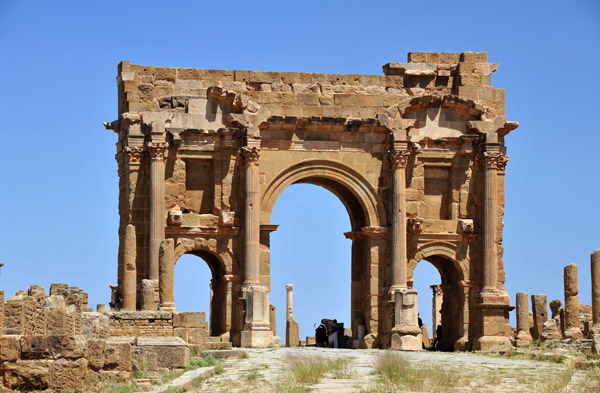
[563,264,583,339]
[515,292,532,346]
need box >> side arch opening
[174,250,227,336]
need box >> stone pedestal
[563,264,583,339]
[390,289,421,351]
[515,292,532,346]
[474,292,512,351]
[240,285,273,348]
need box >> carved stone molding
[458,219,475,236]
[387,149,411,168]
[239,146,261,166]
[145,142,169,160]
[167,211,182,226]
[478,151,508,171]
[407,217,424,234]
[124,146,144,164]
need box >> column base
[564,327,584,339]
[515,330,533,347]
[159,303,176,312]
[241,328,273,348]
[474,291,513,351]
[391,331,422,351]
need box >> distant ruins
[106,51,518,351]
[0,52,599,392]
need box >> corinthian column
[146,141,169,282]
[388,149,410,292]
[479,151,505,292]
[241,146,261,285]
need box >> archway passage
[410,255,464,351]
[174,251,227,336]
[270,183,351,341]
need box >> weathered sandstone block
[49,358,88,391]
[1,335,21,362]
[135,336,189,369]
[104,337,133,371]
[3,360,50,390]
[173,312,205,328]
[86,338,106,370]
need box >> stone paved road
[153,347,591,392]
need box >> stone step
[203,341,233,350]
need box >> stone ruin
[512,251,600,353]
[104,51,519,352]
[0,284,221,391]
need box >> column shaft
[286,284,294,320]
[483,162,497,290]
[389,150,409,292]
[592,250,600,328]
[159,238,175,311]
[122,224,137,310]
[148,142,168,281]
[243,148,261,285]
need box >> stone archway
[174,250,228,336]
[261,160,387,340]
[408,242,469,351]
[109,51,518,350]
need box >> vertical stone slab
[515,292,532,346]
[158,239,175,311]
[563,264,583,338]
[141,279,156,311]
[531,294,547,340]
[122,224,137,311]
[592,250,600,329]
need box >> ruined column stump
[515,293,533,346]
[531,294,547,340]
[563,264,583,339]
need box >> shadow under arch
[174,249,228,336]
[260,159,386,230]
[408,242,469,351]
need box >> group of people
[316,318,340,348]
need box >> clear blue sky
[1,1,598,340]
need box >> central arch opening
[270,183,351,342]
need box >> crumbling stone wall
[0,285,198,392]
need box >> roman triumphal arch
[106,51,518,351]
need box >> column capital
[240,146,261,166]
[286,284,294,292]
[387,149,411,168]
[124,146,144,164]
[478,151,508,171]
[145,142,169,160]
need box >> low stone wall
[0,334,188,391]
